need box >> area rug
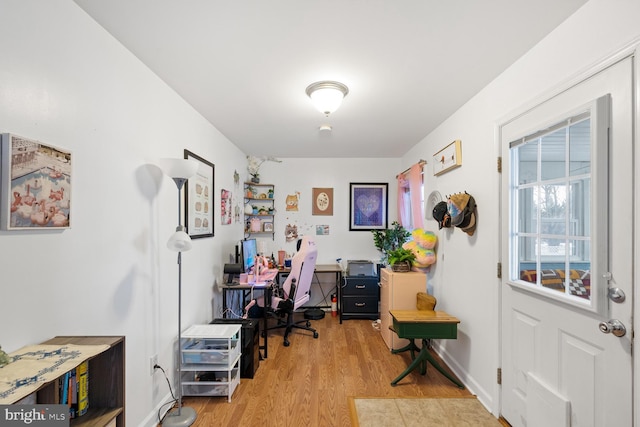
[348,396,501,427]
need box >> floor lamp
[158,158,199,427]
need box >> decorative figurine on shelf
[0,345,13,367]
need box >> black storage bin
[210,318,260,379]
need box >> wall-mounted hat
[448,192,470,227]
[432,201,450,229]
[455,193,477,236]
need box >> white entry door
[500,55,634,427]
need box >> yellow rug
[348,396,501,427]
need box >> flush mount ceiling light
[306,81,349,116]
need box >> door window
[508,96,610,313]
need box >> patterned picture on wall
[349,182,388,231]
[1,133,71,230]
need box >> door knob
[598,319,626,337]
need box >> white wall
[0,1,247,425]
[249,158,399,264]
[402,0,640,414]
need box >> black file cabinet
[339,276,380,323]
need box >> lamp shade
[167,226,192,252]
[306,81,349,116]
[157,158,199,180]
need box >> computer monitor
[241,238,258,273]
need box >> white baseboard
[139,391,175,427]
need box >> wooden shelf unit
[244,183,275,239]
[37,336,126,427]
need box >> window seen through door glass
[512,117,591,302]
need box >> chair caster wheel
[313,332,319,339]
[284,340,290,347]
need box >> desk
[220,282,272,359]
[389,310,464,388]
[221,264,342,358]
[276,264,343,308]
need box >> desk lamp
[158,158,199,427]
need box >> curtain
[397,173,410,226]
[408,163,423,229]
[396,163,424,230]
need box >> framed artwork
[263,222,273,232]
[316,225,330,235]
[349,182,388,231]
[184,149,214,238]
[1,133,71,230]
[432,139,462,176]
[312,187,333,215]
[221,188,232,225]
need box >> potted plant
[387,247,416,272]
[247,155,282,184]
[371,221,411,265]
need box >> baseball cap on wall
[432,201,450,229]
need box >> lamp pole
[160,164,197,427]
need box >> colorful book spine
[76,361,89,417]
[60,371,70,405]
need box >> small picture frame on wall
[432,139,462,176]
[312,187,333,215]
[263,222,273,232]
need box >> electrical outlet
[150,354,158,375]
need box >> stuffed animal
[403,228,437,268]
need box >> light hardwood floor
[170,314,497,426]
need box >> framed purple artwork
[349,182,388,231]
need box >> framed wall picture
[349,182,388,231]
[263,222,273,232]
[184,149,214,238]
[1,133,71,230]
[432,139,462,176]
[312,187,333,215]
[221,188,232,225]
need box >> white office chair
[261,235,319,347]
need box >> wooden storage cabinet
[39,336,126,427]
[380,269,427,350]
[180,324,241,402]
[339,276,379,323]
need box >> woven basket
[391,261,411,272]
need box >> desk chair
[260,236,319,347]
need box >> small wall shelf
[244,183,275,239]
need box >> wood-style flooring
[168,314,501,427]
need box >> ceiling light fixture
[306,81,349,116]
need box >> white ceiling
[74,0,588,159]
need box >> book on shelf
[58,361,89,418]
[76,360,89,416]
